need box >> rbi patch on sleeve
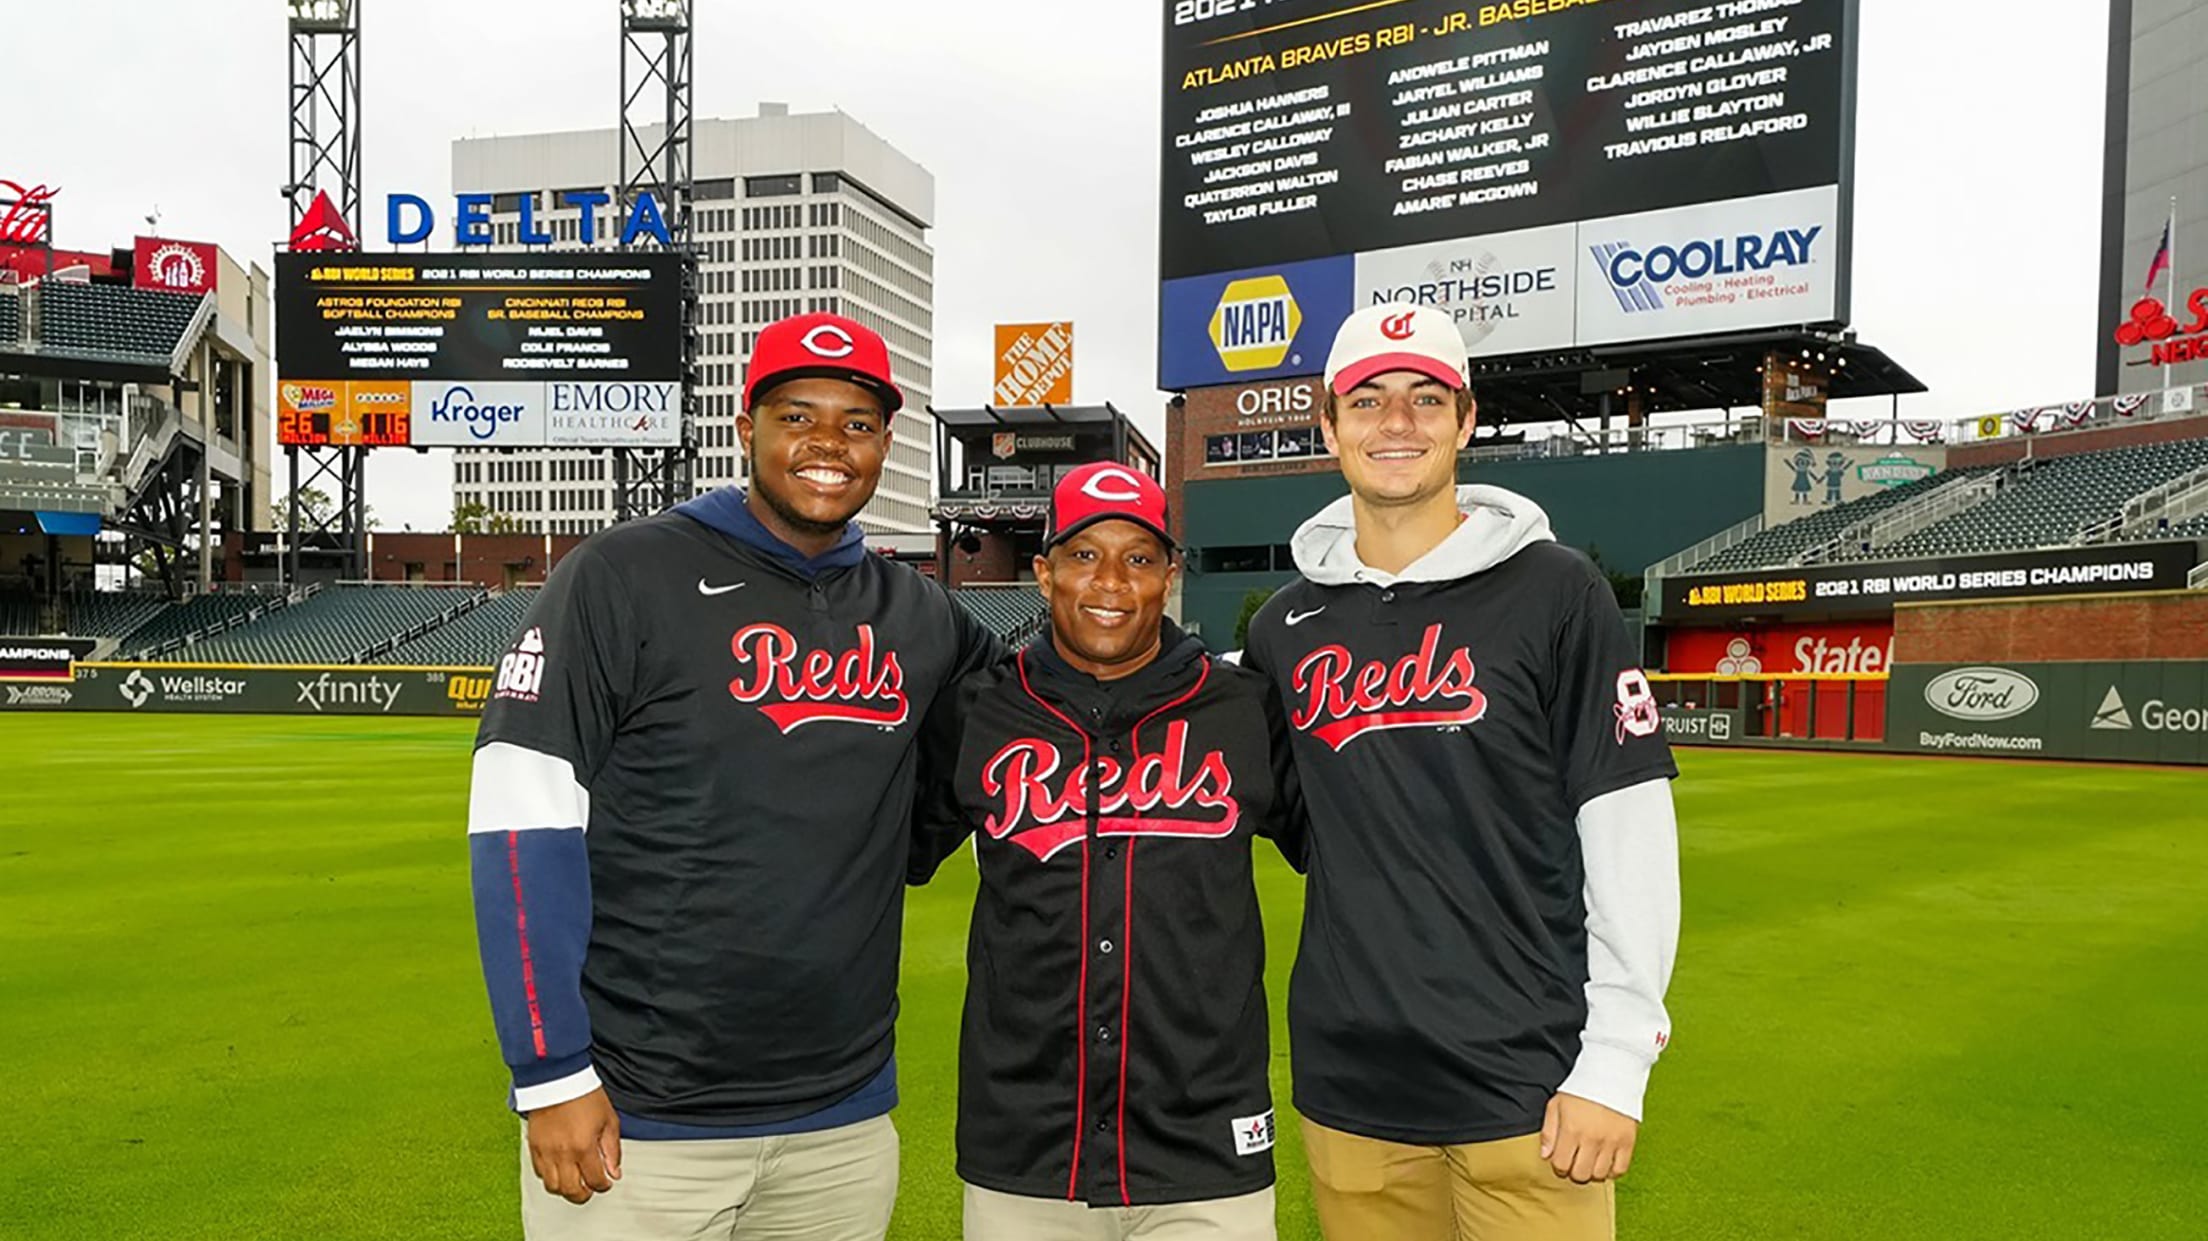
[1232,1109,1276,1156]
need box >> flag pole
[2165,195,2178,395]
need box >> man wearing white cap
[1240,304,1682,1240]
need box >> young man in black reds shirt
[1242,304,1681,1241]
[910,462,1305,1241]
[468,312,999,1241]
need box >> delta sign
[287,187,673,252]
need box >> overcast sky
[11,0,2111,531]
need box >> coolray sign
[1661,542,2202,621]
[546,381,681,447]
[1576,185,1840,345]
[1354,222,1576,357]
[409,381,548,447]
[1159,255,1353,390]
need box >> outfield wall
[0,663,493,716]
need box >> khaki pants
[963,1182,1276,1241]
[521,1114,899,1241]
[1303,1119,1613,1241]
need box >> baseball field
[7,715,2205,1239]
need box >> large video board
[1158,0,1858,389]
[275,251,684,448]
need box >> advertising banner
[1353,221,1577,358]
[1666,621,1894,676]
[1662,542,2202,621]
[0,637,98,682]
[0,663,498,717]
[132,236,219,297]
[1160,0,1856,281]
[1159,254,1354,390]
[275,251,683,445]
[1575,185,1842,347]
[545,380,681,447]
[407,381,551,448]
[993,323,1075,406]
[1762,441,1945,521]
[1889,660,2208,766]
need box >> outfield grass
[6,716,2206,1239]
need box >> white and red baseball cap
[1324,303,1467,396]
[1046,462,1175,551]
[744,312,904,413]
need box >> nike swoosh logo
[1284,607,1326,626]
[697,579,747,596]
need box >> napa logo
[1209,275,1302,372]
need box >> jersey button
[1105,846,1119,860]
[1097,1025,1112,1043]
[1380,589,1396,603]
[1099,939,1114,954]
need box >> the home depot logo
[1209,275,1301,372]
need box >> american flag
[2144,217,2172,292]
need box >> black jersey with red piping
[910,623,1304,1207]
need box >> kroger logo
[1209,274,1302,372]
[429,385,528,441]
[1593,225,1822,313]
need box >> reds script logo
[728,623,909,731]
[1289,623,1486,750]
[981,719,1239,861]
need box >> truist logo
[980,720,1239,862]
[728,623,909,732]
[1290,623,1487,750]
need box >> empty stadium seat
[59,591,171,639]
[35,282,204,362]
[178,585,484,665]
[120,592,274,657]
[1881,439,2208,559]
[1691,469,1981,572]
[373,589,539,666]
[951,587,1050,641]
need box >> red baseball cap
[1047,463,1175,551]
[744,312,904,414]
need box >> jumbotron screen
[1157,0,1860,389]
[275,251,684,449]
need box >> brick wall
[945,531,1021,587]
[1948,412,2208,469]
[361,532,586,586]
[1896,590,2208,663]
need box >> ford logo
[1924,666,2040,721]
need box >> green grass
[5,717,2206,1239]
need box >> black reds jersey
[473,509,996,1126]
[1243,542,1676,1146]
[910,625,1303,1206]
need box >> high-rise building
[2096,1,2208,397]
[448,104,936,536]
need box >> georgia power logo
[1209,274,1301,372]
[801,324,855,358]
[1924,666,2039,722]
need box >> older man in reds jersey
[1241,304,1681,1241]
[910,463,1304,1241]
[468,312,999,1241]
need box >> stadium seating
[374,589,537,666]
[2120,510,2208,542]
[119,592,278,657]
[952,587,1049,640]
[1880,439,2208,560]
[0,590,39,635]
[0,290,18,344]
[182,585,483,665]
[35,282,204,363]
[59,591,171,639]
[1691,469,1977,572]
